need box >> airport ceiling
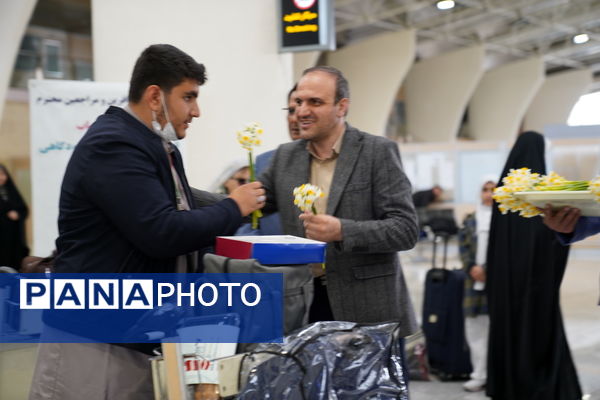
[334,0,600,89]
[28,0,600,89]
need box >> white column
[469,57,545,142]
[92,0,294,188]
[523,69,593,133]
[327,30,416,136]
[0,0,37,122]
[404,45,485,142]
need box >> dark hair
[128,44,207,103]
[287,84,298,101]
[302,65,350,103]
[0,164,13,186]
[0,163,25,206]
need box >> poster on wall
[29,79,128,256]
[279,0,335,52]
[29,80,188,256]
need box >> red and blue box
[215,235,326,265]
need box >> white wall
[92,0,294,189]
[327,30,416,136]
[524,69,593,133]
[0,0,37,123]
[404,45,485,142]
[293,51,321,83]
[469,57,545,142]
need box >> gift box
[215,235,326,265]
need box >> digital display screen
[279,0,335,52]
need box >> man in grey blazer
[259,66,419,338]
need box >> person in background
[238,85,300,236]
[458,179,495,392]
[255,85,301,175]
[222,166,250,194]
[412,184,443,208]
[485,131,581,400]
[29,44,265,400]
[0,164,29,269]
[413,185,445,240]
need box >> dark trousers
[308,277,334,322]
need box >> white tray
[513,191,600,216]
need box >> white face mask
[151,91,178,142]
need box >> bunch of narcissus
[493,168,600,218]
[293,184,325,214]
[236,122,263,229]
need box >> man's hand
[299,212,342,242]
[7,210,19,221]
[228,181,265,217]
[541,204,580,234]
[470,264,486,282]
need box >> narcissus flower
[494,168,600,218]
[293,184,325,214]
[236,122,264,229]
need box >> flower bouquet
[237,122,263,229]
[293,183,325,214]
[293,183,326,270]
[493,167,600,217]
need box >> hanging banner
[279,0,336,52]
[28,80,190,256]
[29,80,129,256]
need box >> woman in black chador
[485,131,582,399]
[0,164,29,269]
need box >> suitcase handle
[431,233,450,270]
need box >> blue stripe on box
[252,242,326,265]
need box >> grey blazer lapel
[288,142,311,233]
[326,127,363,215]
[290,140,311,186]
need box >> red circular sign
[293,0,316,10]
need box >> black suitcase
[421,233,472,380]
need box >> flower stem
[536,180,590,191]
[248,151,260,229]
[308,205,325,270]
[248,151,255,182]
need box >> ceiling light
[573,33,589,44]
[436,0,455,10]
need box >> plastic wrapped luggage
[236,321,408,400]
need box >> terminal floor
[402,241,600,400]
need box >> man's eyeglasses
[282,107,296,115]
[230,178,248,185]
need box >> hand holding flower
[300,213,342,242]
[228,181,265,217]
[541,205,581,233]
[294,183,328,270]
[236,122,264,228]
[293,184,324,214]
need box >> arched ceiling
[335,0,600,91]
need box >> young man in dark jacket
[29,44,266,400]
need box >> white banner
[29,80,128,256]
